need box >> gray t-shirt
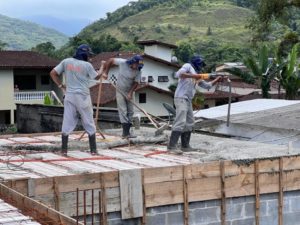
[54,58,98,96]
[175,63,212,100]
[114,58,141,93]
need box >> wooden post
[142,169,147,225]
[100,173,107,225]
[278,157,283,225]
[183,166,189,225]
[53,178,60,211]
[255,160,260,225]
[220,161,226,225]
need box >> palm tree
[223,45,276,98]
[278,43,300,100]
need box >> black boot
[167,131,183,154]
[89,133,97,154]
[127,123,136,138]
[122,123,136,139]
[181,131,196,152]
[122,123,129,139]
[62,134,68,155]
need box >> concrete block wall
[81,190,300,225]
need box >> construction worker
[168,55,223,154]
[102,55,143,138]
[50,44,105,155]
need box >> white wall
[0,70,14,111]
[140,59,177,91]
[144,45,173,62]
[135,89,174,117]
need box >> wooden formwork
[3,155,300,224]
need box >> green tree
[31,42,56,57]
[278,43,300,100]
[0,41,7,50]
[175,42,194,63]
[224,45,276,98]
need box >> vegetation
[0,14,68,50]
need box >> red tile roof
[204,91,241,100]
[90,83,116,106]
[0,51,59,69]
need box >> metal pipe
[84,190,87,225]
[226,78,232,127]
[76,188,79,225]
[92,189,94,225]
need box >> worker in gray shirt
[168,55,223,154]
[50,44,105,155]
[102,55,143,138]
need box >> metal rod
[84,190,87,225]
[92,189,94,225]
[226,79,232,127]
[99,191,102,225]
[76,188,79,225]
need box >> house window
[158,76,169,82]
[139,93,146,103]
[14,75,36,90]
[148,76,154,82]
[41,75,50,85]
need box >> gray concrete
[79,191,300,225]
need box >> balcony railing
[14,91,62,105]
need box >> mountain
[22,15,92,36]
[78,0,253,47]
[0,14,68,50]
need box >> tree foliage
[31,42,56,57]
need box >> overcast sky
[0,0,135,21]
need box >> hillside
[78,0,253,47]
[0,14,68,50]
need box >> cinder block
[189,201,206,209]
[150,205,181,214]
[166,211,184,225]
[231,218,254,225]
[192,207,220,224]
[244,201,267,218]
[226,203,245,220]
[146,213,166,225]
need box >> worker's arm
[127,82,139,100]
[100,58,115,80]
[50,69,66,92]
[180,73,210,80]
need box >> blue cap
[127,55,144,71]
[191,55,206,72]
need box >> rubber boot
[89,133,97,154]
[62,134,68,156]
[122,123,129,139]
[127,123,136,138]
[181,131,196,152]
[167,131,183,155]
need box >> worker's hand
[218,76,228,82]
[127,93,133,100]
[101,72,108,80]
[60,84,66,94]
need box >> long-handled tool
[78,62,106,140]
[108,80,168,136]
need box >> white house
[0,51,60,124]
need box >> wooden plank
[27,179,35,197]
[142,169,146,225]
[279,157,283,225]
[100,173,108,225]
[220,161,226,225]
[53,177,60,211]
[119,169,143,219]
[0,183,82,225]
[255,160,260,225]
[183,166,189,225]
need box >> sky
[0,0,136,35]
